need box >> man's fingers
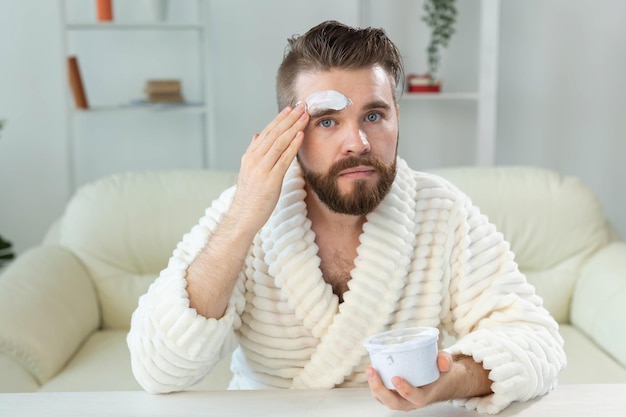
[437,351,454,373]
[246,104,308,172]
[257,102,305,142]
[366,367,414,412]
[235,102,308,221]
[272,131,304,173]
[246,106,291,152]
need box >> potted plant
[0,119,15,268]
[408,0,457,93]
[0,235,14,267]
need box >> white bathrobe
[127,157,566,414]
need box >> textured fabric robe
[127,157,566,414]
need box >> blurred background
[1,0,624,256]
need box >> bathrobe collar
[259,158,419,388]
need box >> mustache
[328,156,389,177]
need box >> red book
[96,0,113,22]
[67,56,89,109]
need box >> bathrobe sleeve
[126,186,247,393]
[443,190,566,414]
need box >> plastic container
[363,327,440,389]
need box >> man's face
[295,65,399,215]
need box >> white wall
[362,0,482,169]
[1,0,625,257]
[497,0,626,239]
[0,1,70,254]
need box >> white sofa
[1,166,625,392]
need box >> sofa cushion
[571,242,626,367]
[40,330,232,392]
[59,170,238,330]
[39,330,140,392]
[0,354,39,392]
[558,324,626,383]
[0,246,99,385]
[523,259,581,324]
[430,166,609,322]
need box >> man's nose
[342,122,371,155]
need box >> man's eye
[319,119,336,128]
[366,112,382,122]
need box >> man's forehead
[295,69,395,113]
[304,90,352,116]
[295,66,393,94]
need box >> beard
[299,155,397,216]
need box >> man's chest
[316,244,356,302]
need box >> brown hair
[276,20,404,110]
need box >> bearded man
[127,20,565,414]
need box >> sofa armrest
[570,242,626,367]
[0,245,100,386]
[0,353,39,392]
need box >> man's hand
[365,352,492,412]
[186,103,309,319]
[231,102,309,233]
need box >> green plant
[0,119,14,267]
[422,0,457,82]
[0,235,15,267]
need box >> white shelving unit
[59,0,215,191]
[65,22,204,30]
[358,0,500,166]
[401,92,480,101]
[475,0,500,166]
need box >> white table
[1,384,624,417]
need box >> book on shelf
[144,79,181,94]
[67,56,89,109]
[144,79,184,103]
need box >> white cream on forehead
[304,90,352,114]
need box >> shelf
[400,92,480,101]
[72,103,208,114]
[62,0,215,190]
[66,22,203,31]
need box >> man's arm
[186,103,309,319]
[127,103,309,393]
[369,192,564,413]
